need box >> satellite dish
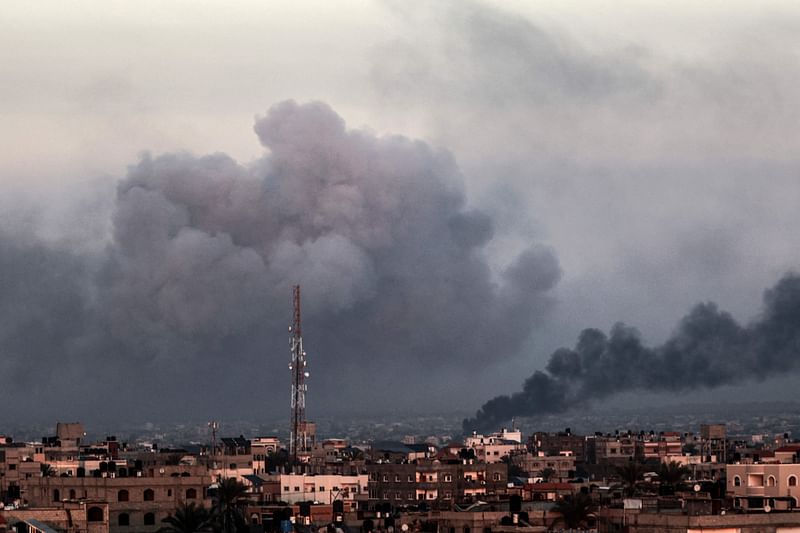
[693,484,701,492]
[764,504,772,513]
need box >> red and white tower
[288,285,309,465]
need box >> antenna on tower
[288,285,309,467]
[208,421,218,466]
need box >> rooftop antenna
[288,285,309,467]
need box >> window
[407,475,414,482]
[52,489,60,502]
[768,476,776,487]
[284,486,290,492]
[144,489,154,501]
[383,475,388,482]
[443,474,452,482]
[734,476,741,487]
[118,513,130,526]
[144,513,155,526]
[87,507,104,522]
[395,492,401,500]
[319,486,325,492]
[294,486,300,492]
[69,489,76,499]
[186,488,197,499]
[167,489,172,497]
[118,489,129,502]
[394,475,401,483]
[790,476,798,487]
[493,473,501,481]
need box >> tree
[538,467,556,483]
[214,478,248,533]
[552,493,595,529]
[615,462,644,497]
[159,503,213,533]
[40,464,56,477]
[659,461,690,487]
[266,450,289,472]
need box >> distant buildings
[3,417,800,533]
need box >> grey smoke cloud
[464,273,800,433]
[0,100,560,422]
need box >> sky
[2,0,800,426]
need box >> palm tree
[615,461,644,497]
[538,467,556,483]
[40,463,56,477]
[552,493,595,529]
[159,502,213,533]
[659,461,690,488]
[214,478,248,533]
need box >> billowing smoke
[464,273,800,433]
[0,100,561,422]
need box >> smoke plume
[0,100,561,422]
[464,273,800,433]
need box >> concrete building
[513,452,576,482]
[529,430,587,464]
[365,461,508,509]
[727,461,800,511]
[272,473,367,505]
[20,465,212,533]
[1,502,109,533]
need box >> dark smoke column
[464,273,800,434]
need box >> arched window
[789,475,798,487]
[186,488,197,499]
[118,513,130,526]
[69,489,76,499]
[768,476,776,487]
[144,513,155,526]
[53,489,60,502]
[143,489,154,501]
[734,476,741,487]
[87,507,104,522]
[118,489,129,502]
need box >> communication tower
[288,285,310,465]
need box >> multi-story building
[727,461,800,511]
[587,434,641,465]
[643,432,682,461]
[512,452,575,482]
[271,473,367,506]
[529,430,587,463]
[700,424,727,463]
[464,429,523,464]
[365,461,508,509]
[21,464,212,533]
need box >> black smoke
[0,100,561,422]
[464,273,800,433]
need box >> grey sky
[2,0,800,424]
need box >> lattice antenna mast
[288,285,308,466]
